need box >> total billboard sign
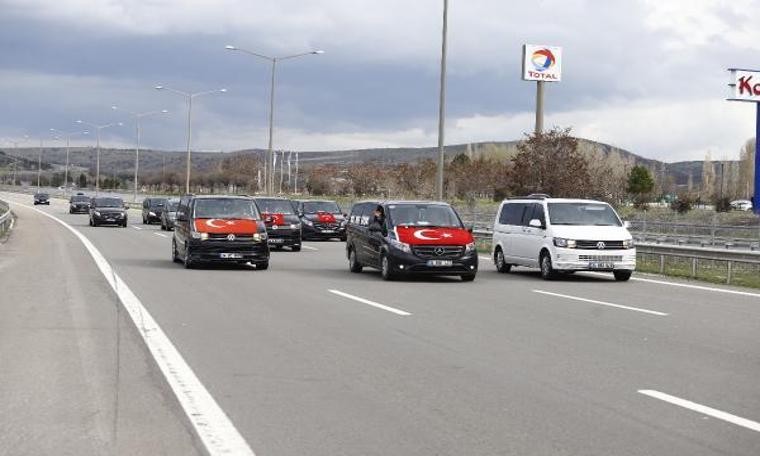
[523,44,562,82]
[729,69,760,102]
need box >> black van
[295,199,347,241]
[172,195,270,270]
[345,200,478,281]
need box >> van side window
[502,203,526,225]
[349,203,364,224]
[498,204,510,225]
[359,203,374,226]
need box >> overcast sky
[1,0,758,161]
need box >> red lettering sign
[737,75,760,96]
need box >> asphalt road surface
[2,191,760,456]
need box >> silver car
[160,198,180,231]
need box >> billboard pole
[535,81,545,134]
[755,102,760,214]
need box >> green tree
[78,173,87,189]
[627,165,654,207]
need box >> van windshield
[255,199,295,214]
[302,201,341,214]
[193,199,259,219]
[93,197,123,208]
[548,203,621,226]
[387,204,462,228]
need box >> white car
[491,196,636,281]
[730,199,753,211]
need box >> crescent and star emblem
[205,219,235,229]
[412,229,455,241]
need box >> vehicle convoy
[160,198,180,231]
[491,196,636,281]
[68,193,90,213]
[142,197,168,224]
[172,195,270,269]
[33,192,50,205]
[89,196,128,227]
[296,199,347,241]
[253,197,302,251]
[346,201,478,281]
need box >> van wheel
[495,248,511,273]
[380,254,395,281]
[172,239,180,263]
[349,247,363,273]
[614,270,632,281]
[291,245,301,252]
[540,252,557,280]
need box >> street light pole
[155,86,226,194]
[225,45,324,195]
[76,120,122,195]
[436,0,449,201]
[112,106,168,202]
[50,129,89,194]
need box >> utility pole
[435,0,449,201]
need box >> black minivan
[252,197,302,251]
[345,200,478,281]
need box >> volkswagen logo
[227,234,236,241]
[596,241,606,250]
[434,247,445,256]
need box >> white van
[491,196,636,281]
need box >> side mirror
[298,211,304,217]
[124,204,130,210]
[529,219,543,229]
[176,212,187,222]
[466,224,474,233]
[623,221,631,229]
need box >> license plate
[427,259,453,267]
[106,218,115,222]
[268,238,285,244]
[220,253,243,259]
[589,262,614,269]
[321,230,335,234]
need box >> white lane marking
[639,390,760,433]
[584,272,760,299]
[132,225,142,230]
[479,255,491,262]
[154,232,168,238]
[533,290,669,316]
[12,202,255,456]
[302,245,319,251]
[328,289,412,316]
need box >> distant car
[33,193,50,205]
[89,196,128,227]
[160,198,180,231]
[172,195,269,269]
[296,199,347,241]
[252,197,302,251]
[68,194,91,214]
[142,197,167,224]
[730,199,753,211]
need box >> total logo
[531,48,556,72]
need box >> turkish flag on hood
[262,212,286,226]
[395,226,473,245]
[194,218,259,234]
[316,211,336,223]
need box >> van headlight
[623,238,635,249]
[94,211,101,217]
[388,238,411,253]
[149,211,156,216]
[553,238,576,248]
[290,223,301,230]
[303,219,313,226]
[465,242,476,254]
[191,232,209,240]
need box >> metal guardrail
[0,200,13,237]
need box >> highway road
[2,191,760,456]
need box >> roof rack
[507,193,551,200]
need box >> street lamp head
[225,45,237,51]
[111,105,118,110]
[161,109,169,113]
[219,88,228,93]
[155,85,164,90]
[76,120,83,124]
[313,50,325,55]
[83,131,90,135]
